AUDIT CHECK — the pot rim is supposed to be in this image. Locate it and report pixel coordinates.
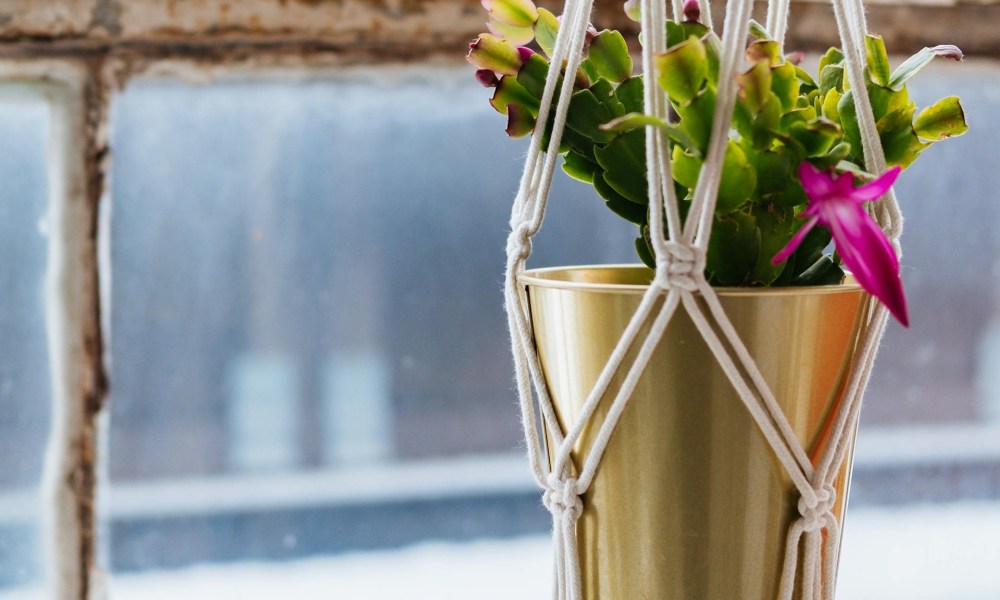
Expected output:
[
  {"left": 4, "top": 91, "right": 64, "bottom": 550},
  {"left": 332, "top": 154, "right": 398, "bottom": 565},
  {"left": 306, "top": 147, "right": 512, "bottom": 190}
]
[{"left": 518, "top": 264, "right": 863, "bottom": 296}]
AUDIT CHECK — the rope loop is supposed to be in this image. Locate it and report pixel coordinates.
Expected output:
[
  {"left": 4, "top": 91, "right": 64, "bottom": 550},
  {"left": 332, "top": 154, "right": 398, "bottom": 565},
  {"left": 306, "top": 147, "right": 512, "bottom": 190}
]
[
  {"left": 507, "top": 223, "right": 534, "bottom": 263},
  {"left": 797, "top": 483, "right": 838, "bottom": 533},
  {"left": 654, "top": 242, "right": 706, "bottom": 292},
  {"left": 543, "top": 474, "right": 584, "bottom": 520}
]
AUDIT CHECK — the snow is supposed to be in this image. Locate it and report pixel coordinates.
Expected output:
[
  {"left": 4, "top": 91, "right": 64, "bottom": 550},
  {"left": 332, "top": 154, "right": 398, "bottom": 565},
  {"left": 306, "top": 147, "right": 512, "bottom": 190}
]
[{"left": 3, "top": 501, "right": 1000, "bottom": 599}]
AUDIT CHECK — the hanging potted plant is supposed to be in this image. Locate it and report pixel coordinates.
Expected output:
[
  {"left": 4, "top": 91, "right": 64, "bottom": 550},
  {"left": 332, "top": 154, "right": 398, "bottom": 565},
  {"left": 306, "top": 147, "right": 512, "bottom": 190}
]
[{"left": 469, "top": 0, "right": 967, "bottom": 598}]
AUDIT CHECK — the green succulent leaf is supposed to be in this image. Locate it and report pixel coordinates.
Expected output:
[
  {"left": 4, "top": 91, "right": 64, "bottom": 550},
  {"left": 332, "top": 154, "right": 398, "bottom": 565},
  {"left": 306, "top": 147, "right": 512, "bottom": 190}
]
[
  {"left": 795, "top": 65, "right": 818, "bottom": 92},
  {"left": 716, "top": 141, "right": 757, "bottom": 213},
  {"left": 818, "top": 47, "right": 845, "bottom": 74},
  {"left": 467, "top": 34, "right": 522, "bottom": 76},
  {"left": 601, "top": 113, "right": 701, "bottom": 156},
  {"left": 566, "top": 89, "right": 617, "bottom": 143},
  {"left": 624, "top": 0, "right": 643, "bottom": 22},
  {"left": 672, "top": 145, "right": 703, "bottom": 189},
  {"left": 877, "top": 107, "right": 928, "bottom": 168},
  {"left": 749, "top": 93, "right": 782, "bottom": 149},
  {"left": 811, "top": 141, "right": 852, "bottom": 169},
  {"left": 865, "top": 34, "right": 891, "bottom": 86},
  {"left": 603, "top": 188, "right": 649, "bottom": 224},
  {"left": 914, "top": 96, "right": 969, "bottom": 141},
  {"left": 655, "top": 36, "right": 708, "bottom": 103},
  {"left": 838, "top": 90, "right": 864, "bottom": 164},
  {"left": 589, "top": 78, "right": 627, "bottom": 118},
  {"left": 682, "top": 21, "right": 712, "bottom": 39},
  {"left": 771, "top": 178, "right": 808, "bottom": 208},
  {"left": 771, "top": 62, "right": 801, "bottom": 112},
  {"left": 665, "top": 21, "right": 686, "bottom": 48},
  {"left": 819, "top": 64, "right": 845, "bottom": 96},
  {"left": 595, "top": 129, "right": 648, "bottom": 204},
  {"left": 748, "top": 19, "right": 773, "bottom": 41},
  {"left": 579, "top": 59, "right": 600, "bottom": 84},
  {"left": 707, "top": 211, "right": 759, "bottom": 286},
  {"left": 483, "top": 0, "right": 538, "bottom": 28},
  {"left": 793, "top": 255, "right": 844, "bottom": 286},
  {"left": 533, "top": 8, "right": 560, "bottom": 58},
  {"left": 606, "top": 202, "right": 647, "bottom": 227},
  {"left": 822, "top": 88, "right": 842, "bottom": 122},
  {"left": 487, "top": 18, "right": 536, "bottom": 45},
  {"left": 751, "top": 150, "right": 791, "bottom": 199},
  {"left": 506, "top": 104, "right": 536, "bottom": 137},
  {"left": 635, "top": 230, "right": 656, "bottom": 269},
  {"left": 888, "top": 45, "right": 964, "bottom": 91},
  {"left": 738, "top": 60, "right": 772, "bottom": 114},
  {"left": 746, "top": 40, "right": 782, "bottom": 67},
  {"left": 751, "top": 204, "right": 796, "bottom": 285},
  {"left": 793, "top": 225, "right": 832, "bottom": 270},
  {"left": 866, "top": 84, "right": 895, "bottom": 122},
  {"left": 588, "top": 30, "right": 633, "bottom": 83},
  {"left": 676, "top": 87, "right": 716, "bottom": 154},
  {"left": 562, "top": 150, "right": 599, "bottom": 183},
  {"left": 788, "top": 118, "right": 841, "bottom": 157},
  {"left": 490, "top": 76, "right": 539, "bottom": 116},
  {"left": 516, "top": 53, "right": 550, "bottom": 99},
  {"left": 615, "top": 76, "right": 645, "bottom": 113},
  {"left": 835, "top": 160, "right": 877, "bottom": 181}
]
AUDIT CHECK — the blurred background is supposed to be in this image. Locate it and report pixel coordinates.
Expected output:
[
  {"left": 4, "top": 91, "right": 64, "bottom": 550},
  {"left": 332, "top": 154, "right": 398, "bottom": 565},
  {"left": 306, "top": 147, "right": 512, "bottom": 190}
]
[{"left": 0, "top": 1, "right": 997, "bottom": 598}]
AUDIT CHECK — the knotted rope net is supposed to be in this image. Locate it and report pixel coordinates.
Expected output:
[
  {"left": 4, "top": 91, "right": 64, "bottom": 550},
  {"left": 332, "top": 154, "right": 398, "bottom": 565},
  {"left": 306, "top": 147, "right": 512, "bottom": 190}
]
[{"left": 502, "top": 0, "right": 901, "bottom": 598}]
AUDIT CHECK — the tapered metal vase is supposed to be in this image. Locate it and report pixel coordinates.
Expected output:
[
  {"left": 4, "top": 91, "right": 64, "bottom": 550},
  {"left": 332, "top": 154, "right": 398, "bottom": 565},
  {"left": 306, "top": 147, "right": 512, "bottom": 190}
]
[{"left": 521, "top": 265, "right": 874, "bottom": 600}]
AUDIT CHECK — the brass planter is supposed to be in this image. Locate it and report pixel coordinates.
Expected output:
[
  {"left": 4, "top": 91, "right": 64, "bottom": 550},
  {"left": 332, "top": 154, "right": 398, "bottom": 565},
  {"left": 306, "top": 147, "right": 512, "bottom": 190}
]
[{"left": 521, "top": 265, "right": 873, "bottom": 600}]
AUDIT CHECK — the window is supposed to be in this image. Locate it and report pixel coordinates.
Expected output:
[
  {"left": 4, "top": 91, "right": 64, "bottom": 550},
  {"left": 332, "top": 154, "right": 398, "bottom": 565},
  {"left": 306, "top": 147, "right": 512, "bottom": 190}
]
[
  {"left": 0, "top": 2, "right": 997, "bottom": 598},
  {"left": 0, "top": 90, "right": 51, "bottom": 593}
]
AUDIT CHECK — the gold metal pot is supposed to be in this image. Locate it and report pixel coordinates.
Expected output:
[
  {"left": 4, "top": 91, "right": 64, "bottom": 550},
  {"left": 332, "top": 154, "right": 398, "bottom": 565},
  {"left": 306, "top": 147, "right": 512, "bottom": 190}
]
[{"left": 521, "top": 265, "right": 873, "bottom": 600}]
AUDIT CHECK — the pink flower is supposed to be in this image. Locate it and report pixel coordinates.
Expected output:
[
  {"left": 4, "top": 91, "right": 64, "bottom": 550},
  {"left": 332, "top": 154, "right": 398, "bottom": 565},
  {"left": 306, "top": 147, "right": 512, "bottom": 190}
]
[{"left": 772, "top": 162, "right": 909, "bottom": 326}]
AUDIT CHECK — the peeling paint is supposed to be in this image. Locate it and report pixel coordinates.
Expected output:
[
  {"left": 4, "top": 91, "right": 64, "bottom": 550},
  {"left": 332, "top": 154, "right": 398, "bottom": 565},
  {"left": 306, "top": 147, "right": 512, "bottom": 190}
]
[
  {"left": 89, "top": 0, "right": 123, "bottom": 36},
  {"left": 0, "top": 0, "right": 996, "bottom": 56}
]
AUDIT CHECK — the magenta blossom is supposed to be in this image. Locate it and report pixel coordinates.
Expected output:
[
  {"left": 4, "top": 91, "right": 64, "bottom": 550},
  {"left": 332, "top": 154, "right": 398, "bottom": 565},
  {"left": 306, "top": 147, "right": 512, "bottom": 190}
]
[{"left": 772, "top": 162, "right": 909, "bottom": 327}]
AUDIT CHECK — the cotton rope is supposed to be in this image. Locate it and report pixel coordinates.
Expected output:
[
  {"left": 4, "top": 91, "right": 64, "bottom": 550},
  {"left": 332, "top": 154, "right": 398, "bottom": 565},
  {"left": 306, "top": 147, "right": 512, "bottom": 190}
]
[{"left": 502, "top": 0, "right": 901, "bottom": 597}]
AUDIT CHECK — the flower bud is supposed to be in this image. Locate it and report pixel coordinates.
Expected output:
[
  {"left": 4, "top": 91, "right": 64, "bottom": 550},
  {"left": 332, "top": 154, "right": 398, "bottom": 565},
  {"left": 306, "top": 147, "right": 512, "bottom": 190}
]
[
  {"left": 583, "top": 24, "right": 599, "bottom": 52},
  {"left": 931, "top": 44, "right": 964, "bottom": 61},
  {"left": 475, "top": 69, "right": 501, "bottom": 88},
  {"left": 683, "top": 0, "right": 701, "bottom": 23}
]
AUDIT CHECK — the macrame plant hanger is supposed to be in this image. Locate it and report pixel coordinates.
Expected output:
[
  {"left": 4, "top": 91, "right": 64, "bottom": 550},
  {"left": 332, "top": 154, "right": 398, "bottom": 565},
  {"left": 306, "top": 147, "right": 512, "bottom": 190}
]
[{"left": 503, "top": 0, "right": 901, "bottom": 597}]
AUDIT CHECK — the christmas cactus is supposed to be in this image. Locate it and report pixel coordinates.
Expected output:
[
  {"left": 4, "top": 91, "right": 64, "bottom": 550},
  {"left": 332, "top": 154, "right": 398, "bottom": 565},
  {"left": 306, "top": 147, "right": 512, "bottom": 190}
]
[{"left": 468, "top": 0, "right": 968, "bottom": 325}]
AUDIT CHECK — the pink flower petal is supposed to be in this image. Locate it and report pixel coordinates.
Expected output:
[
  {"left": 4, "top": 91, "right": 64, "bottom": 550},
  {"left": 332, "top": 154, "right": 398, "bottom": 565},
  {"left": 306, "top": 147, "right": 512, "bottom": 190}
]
[
  {"left": 771, "top": 216, "right": 819, "bottom": 265},
  {"left": 825, "top": 202, "right": 909, "bottom": 326},
  {"left": 850, "top": 165, "right": 902, "bottom": 202},
  {"left": 798, "top": 162, "right": 836, "bottom": 200}
]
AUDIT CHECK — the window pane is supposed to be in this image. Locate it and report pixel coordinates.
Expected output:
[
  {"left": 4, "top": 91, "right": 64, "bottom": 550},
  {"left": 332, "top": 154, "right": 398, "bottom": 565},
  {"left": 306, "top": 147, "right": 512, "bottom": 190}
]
[
  {"left": 105, "top": 68, "right": 633, "bottom": 575},
  {"left": 864, "top": 60, "right": 1000, "bottom": 426},
  {"left": 0, "top": 92, "right": 52, "bottom": 594}
]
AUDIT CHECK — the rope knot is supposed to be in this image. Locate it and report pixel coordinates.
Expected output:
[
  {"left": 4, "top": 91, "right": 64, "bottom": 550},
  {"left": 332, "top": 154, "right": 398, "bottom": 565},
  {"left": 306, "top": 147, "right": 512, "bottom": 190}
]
[
  {"left": 543, "top": 474, "right": 583, "bottom": 520},
  {"left": 797, "top": 483, "right": 837, "bottom": 533},
  {"left": 506, "top": 223, "right": 533, "bottom": 262},
  {"left": 653, "top": 242, "right": 705, "bottom": 292}
]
